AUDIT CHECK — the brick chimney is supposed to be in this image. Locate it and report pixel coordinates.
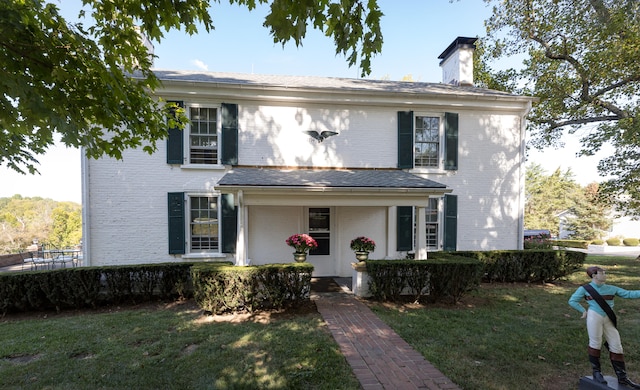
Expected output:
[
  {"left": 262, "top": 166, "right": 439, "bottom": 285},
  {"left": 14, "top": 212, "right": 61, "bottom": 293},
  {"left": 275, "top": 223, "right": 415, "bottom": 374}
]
[{"left": 438, "top": 37, "right": 478, "bottom": 87}]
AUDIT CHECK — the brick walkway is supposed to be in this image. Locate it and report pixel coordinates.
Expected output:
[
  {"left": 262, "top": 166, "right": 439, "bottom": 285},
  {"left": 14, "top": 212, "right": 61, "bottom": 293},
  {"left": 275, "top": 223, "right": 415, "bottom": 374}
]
[{"left": 313, "top": 291, "right": 461, "bottom": 390}]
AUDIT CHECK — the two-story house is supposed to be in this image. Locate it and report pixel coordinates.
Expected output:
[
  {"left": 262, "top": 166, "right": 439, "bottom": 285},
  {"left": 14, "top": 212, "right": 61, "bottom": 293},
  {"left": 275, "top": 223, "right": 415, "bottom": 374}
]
[{"left": 81, "top": 37, "right": 534, "bottom": 277}]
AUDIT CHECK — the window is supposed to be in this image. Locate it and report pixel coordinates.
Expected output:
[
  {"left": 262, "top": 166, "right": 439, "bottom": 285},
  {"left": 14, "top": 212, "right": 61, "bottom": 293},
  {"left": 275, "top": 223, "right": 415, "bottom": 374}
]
[
  {"left": 414, "top": 115, "right": 440, "bottom": 168},
  {"left": 425, "top": 198, "right": 439, "bottom": 249},
  {"left": 168, "top": 192, "right": 236, "bottom": 255},
  {"left": 308, "top": 207, "right": 330, "bottom": 255},
  {"left": 189, "top": 107, "right": 218, "bottom": 164},
  {"left": 167, "top": 103, "right": 238, "bottom": 166},
  {"left": 410, "top": 199, "right": 440, "bottom": 250},
  {"left": 397, "top": 111, "right": 458, "bottom": 170},
  {"left": 189, "top": 196, "right": 219, "bottom": 251}
]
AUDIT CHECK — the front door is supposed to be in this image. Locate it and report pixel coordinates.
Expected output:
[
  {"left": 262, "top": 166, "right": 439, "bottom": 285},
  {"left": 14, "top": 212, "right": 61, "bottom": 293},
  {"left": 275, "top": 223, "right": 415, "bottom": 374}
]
[{"left": 306, "top": 207, "right": 335, "bottom": 276}]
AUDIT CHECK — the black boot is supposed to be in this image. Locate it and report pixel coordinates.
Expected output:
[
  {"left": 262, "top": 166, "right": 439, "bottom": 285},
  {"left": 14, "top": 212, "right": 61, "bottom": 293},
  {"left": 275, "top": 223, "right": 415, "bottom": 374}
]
[
  {"left": 611, "top": 352, "right": 640, "bottom": 389},
  {"left": 589, "top": 347, "right": 607, "bottom": 384}
]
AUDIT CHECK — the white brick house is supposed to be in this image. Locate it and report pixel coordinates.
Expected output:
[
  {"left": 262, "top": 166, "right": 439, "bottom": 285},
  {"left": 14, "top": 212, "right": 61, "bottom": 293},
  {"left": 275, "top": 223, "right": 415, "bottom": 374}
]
[{"left": 81, "top": 37, "right": 534, "bottom": 277}]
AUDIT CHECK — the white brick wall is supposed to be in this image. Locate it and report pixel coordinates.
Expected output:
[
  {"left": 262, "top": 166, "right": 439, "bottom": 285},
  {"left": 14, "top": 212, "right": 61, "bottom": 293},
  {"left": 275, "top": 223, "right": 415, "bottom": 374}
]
[{"left": 84, "top": 92, "right": 527, "bottom": 275}]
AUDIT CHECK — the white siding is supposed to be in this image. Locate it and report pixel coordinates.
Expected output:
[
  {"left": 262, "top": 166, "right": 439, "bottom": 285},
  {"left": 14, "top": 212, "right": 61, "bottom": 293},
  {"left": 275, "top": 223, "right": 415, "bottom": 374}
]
[
  {"left": 238, "top": 103, "right": 396, "bottom": 168},
  {"left": 83, "top": 83, "right": 529, "bottom": 273}
]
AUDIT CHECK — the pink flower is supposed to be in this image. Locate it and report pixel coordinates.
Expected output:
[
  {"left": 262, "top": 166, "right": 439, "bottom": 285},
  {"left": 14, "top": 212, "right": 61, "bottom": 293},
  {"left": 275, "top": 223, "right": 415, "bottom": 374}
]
[
  {"left": 350, "top": 236, "right": 376, "bottom": 252},
  {"left": 286, "top": 233, "right": 318, "bottom": 253}
]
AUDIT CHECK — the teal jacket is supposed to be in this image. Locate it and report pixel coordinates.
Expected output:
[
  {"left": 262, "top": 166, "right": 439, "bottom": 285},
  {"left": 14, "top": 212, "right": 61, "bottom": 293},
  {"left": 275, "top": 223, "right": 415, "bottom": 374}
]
[{"left": 568, "top": 281, "right": 640, "bottom": 317}]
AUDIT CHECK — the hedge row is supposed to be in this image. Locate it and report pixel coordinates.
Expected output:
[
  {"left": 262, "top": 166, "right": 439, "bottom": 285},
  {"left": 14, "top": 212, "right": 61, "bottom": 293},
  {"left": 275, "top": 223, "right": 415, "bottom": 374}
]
[
  {"left": 192, "top": 263, "right": 313, "bottom": 314},
  {"left": 0, "top": 263, "right": 196, "bottom": 314},
  {"left": 363, "top": 250, "right": 586, "bottom": 304},
  {"left": 366, "top": 255, "right": 483, "bottom": 304},
  {"left": 442, "top": 250, "right": 586, "bottom": 283},
  {"left": 0, "top": 262, "right": 313, "bottom": 316}
]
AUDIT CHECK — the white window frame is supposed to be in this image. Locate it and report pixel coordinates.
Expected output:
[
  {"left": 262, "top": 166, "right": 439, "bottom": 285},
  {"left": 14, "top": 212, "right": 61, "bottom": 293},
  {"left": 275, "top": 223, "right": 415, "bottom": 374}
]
[
  {"left": 413, "top": 112, "right": 445, "bottom": 171},
  {"left": 425, "top": 198, "right": 441, "bottom": 250},
  {"left": 412, "top": 198, "right": 443, "bottom": 251},
  {"left": 182, "top": 103, "right": 225, "bottom": 170},
  {"left": 184, "top": 193, "right": 225, "bottom": 257}
]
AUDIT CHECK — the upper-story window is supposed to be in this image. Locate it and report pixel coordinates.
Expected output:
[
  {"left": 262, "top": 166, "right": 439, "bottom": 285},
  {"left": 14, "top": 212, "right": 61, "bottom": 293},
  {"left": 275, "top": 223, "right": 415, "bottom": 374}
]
[
  {"left": 414, "top": 115, "right": 441, "bottom": 168},
  {"left": 166, "top": 102, "right": 238, "bottom": 167},
  {"left": 397, "top": 111, "right": 458, "bottom": 171},
  {"left": 189, "top": 107, "right": 218, "bottom": 165}
]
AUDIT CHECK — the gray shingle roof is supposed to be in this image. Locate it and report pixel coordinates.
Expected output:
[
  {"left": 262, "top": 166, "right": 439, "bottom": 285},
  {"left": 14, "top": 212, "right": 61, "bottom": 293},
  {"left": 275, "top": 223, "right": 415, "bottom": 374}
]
[
  {"left": 217, "top": 168, "right": 447, "bottom": 189},
  {"left": 152, "top": 69, "right": 524, "bottom": 99}
]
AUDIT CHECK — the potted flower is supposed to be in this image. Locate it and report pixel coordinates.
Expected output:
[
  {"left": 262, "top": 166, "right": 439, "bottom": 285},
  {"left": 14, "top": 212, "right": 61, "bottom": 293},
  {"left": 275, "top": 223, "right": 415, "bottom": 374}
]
[
  {"left": 286, "top": 233, "right": 318, "bottom": 262},
  {"left": 350, "top": 236, "right": 375, "bottom": 261}
]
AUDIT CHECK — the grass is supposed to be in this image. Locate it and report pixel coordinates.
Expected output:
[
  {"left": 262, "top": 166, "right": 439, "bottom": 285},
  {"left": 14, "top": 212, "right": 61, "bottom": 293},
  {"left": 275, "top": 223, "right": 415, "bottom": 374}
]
[
  {"left": 0, "top": 301, "right": 360, "bottom": 389},
  {"left": 3, "top": 254, "right": 640, "bottom": 390},
  {"left": 369, "top": 255, "right": 640, "bottom": 389}
]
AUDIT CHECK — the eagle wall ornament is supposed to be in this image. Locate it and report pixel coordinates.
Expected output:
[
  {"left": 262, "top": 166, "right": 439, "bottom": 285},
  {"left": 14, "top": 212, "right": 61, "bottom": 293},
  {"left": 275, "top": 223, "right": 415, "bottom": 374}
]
[{"left": 304, "top": 130, "right": 338, "bottom": 143}]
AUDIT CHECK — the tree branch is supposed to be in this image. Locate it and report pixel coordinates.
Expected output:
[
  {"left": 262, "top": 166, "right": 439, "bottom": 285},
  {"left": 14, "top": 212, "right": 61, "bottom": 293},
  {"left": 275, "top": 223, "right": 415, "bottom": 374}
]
[{"left": 546, "top": 115, "right": 622, "bottom": 129}]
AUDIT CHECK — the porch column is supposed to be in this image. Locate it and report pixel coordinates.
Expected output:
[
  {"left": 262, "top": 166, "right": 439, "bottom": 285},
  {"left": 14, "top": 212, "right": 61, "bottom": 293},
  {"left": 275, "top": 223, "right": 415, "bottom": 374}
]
[
  {"left": 387, "top": 206, "right": 397, "bottom": 258},
  {"left": 416, "top": 206, "right": 428, "bottom": 259},
  {"left": 235, "top": 190, "right": 248, "bottom": 266}
]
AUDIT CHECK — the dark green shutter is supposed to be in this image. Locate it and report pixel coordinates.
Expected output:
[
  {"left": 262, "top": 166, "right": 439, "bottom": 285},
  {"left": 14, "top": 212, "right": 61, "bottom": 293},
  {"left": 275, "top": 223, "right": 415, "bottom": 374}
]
[
  {"left": 221, "top": 103, "right": 238, "bottom": 165},
  {"left": 444, "top": 112, "right": 458, "bottom": 170},
  {"left": 166, "top": 101, "right": 184, "bottom": 164},
  {"left": 397, "top": 111, "right": 413, "bottom": 169},
  {"left": 220, "top": 193, "right": 237, "bottom": 253},
  {"left": 397, "top": 206, "right": 413, "bottom": 251},
  {"left": 443, "top": 194, "right": 458, "bottom": 251},
  {"left": 168, "top": 192, "right": 185, "bottom": 254}
]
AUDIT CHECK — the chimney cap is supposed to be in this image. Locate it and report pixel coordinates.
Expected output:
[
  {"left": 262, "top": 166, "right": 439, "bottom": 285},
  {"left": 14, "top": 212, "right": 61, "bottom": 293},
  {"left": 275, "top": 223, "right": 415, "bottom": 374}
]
[{"left": 438, "top": 37, "right": 478, "bottom": 63}]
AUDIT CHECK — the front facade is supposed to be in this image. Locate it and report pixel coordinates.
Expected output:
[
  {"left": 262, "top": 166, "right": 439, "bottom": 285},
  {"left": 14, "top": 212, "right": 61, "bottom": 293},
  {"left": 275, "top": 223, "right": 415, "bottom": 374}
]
[{"left": 81, "top": 38, "right": 534, "bottom": 277}]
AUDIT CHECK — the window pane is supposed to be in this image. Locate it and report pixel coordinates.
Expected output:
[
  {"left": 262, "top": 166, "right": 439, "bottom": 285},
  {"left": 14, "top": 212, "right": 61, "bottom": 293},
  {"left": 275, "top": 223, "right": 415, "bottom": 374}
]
[
  {"left": 426, "top": 198, "right": 439, "bottom": 249},
  {"left": 190, "top": 196, "right": 219, "bottom": 251},
  {"left": 413, "top": 199, "right": 440, "bottom": 250},
  {"left": 189, "top": 107, "right": 218, "bottom": 164},
  {"left": 309, "top": 208, "right": 330, "bottom": 255},
  {"left": 309, "top": 208, "right": 330, "bottom": 231},
  {"left": 309, "top": 232, "right": 330, "bottom": 255},
  {"left": 415, "top": 116, "right": 440, "bottom": 168}
]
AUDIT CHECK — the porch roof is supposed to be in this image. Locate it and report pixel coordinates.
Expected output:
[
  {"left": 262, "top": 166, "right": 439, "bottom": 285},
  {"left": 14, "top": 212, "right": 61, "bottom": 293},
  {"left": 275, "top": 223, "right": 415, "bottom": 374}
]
[
  {"left": 217, "top": 168, "right": 451, "bottom": 207},
  {"left": 218, "top": 168, "right": 447, "bottom": 189}
]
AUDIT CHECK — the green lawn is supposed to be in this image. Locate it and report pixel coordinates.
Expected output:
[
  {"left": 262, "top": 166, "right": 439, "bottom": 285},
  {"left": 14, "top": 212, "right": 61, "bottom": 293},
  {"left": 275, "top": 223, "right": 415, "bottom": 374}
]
[
  {"left": 0, "top": 301, "right": 360, "bottom": 389},
  {"left": 369, "top": 255, "right": 640, "bottom": 389},
  {"left": 3, "top": 254, "right": 640, "bottom": 390}
]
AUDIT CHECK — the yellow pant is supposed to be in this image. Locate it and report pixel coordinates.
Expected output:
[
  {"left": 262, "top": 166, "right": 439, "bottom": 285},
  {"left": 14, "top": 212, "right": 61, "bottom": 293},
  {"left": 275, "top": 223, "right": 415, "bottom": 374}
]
[{"left": 587, "top": 309, "right": 623, "bottom": 354}]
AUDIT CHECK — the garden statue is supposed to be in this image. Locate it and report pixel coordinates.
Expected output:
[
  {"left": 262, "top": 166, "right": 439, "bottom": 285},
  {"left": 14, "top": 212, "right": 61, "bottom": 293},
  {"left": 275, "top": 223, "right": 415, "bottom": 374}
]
[{"left": 568, "top": 266, "right": 640, "bottom": 388}]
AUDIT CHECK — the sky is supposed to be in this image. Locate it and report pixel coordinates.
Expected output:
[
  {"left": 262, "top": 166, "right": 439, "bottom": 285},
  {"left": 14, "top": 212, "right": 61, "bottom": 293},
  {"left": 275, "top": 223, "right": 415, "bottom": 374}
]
[{"left": 0, "top": 0, "right": 607, "bottom": 204}]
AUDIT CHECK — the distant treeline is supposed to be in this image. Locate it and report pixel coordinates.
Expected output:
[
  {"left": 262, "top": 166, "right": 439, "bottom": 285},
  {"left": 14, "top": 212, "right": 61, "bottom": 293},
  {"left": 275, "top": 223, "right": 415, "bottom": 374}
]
[{"left": 0, "top": 195, "right": 81, "bottom": 254}]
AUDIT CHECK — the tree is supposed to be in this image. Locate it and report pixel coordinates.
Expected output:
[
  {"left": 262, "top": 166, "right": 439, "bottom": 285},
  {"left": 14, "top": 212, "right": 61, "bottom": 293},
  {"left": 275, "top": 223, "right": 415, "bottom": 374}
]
[
  {"left": 0, "top": 195, "right": 68, "bottom": 253},
  {"left": 524, "top": 164, "right": 581, "bottom": 236},
  {"left": 50, "top": 203, "right": 83, "bottom": 248},
  {"left": 0, "top": 0, "right": 382, "bottom": 174},
  {"left": 564, "top": 183, "right": 612, "bottom": 240},
  {"left": 480, "top": 0, "right": 640, "bottom": 215}
]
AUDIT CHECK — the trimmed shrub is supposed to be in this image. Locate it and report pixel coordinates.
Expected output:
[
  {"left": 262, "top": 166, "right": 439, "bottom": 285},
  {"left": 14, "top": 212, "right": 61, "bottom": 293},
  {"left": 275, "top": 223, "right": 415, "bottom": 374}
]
[
  {"left": 591, "top": 239, "right": 605, "bottom": 245},
  {"left": 439, "top": 250, "right": 585, "bottom": 284},
  {"left": 365, "top": 256, "right": 483, "bottom": 304},
  {"left": 554, "top": 240, "right": 589, "bottom": 249},
  {"left": 191, "top": 262, "right": 313, "bottom": 314},
  {"left": 0, "top": 262, "right": 197, "bottom": 315},
  {"left": 607, "top": 237, "right": 622, "bottom": 246}
]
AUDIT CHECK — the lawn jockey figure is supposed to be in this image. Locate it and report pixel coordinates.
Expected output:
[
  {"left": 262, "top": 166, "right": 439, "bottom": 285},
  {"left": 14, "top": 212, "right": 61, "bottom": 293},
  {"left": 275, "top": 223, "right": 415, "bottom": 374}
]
[{"left": 569, "top": 266, "right": 640, "bottom": 388}]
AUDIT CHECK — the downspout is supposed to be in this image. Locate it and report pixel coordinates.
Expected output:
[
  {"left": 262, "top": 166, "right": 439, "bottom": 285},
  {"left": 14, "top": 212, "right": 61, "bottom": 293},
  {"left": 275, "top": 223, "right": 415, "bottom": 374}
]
[
  {"left": 80, "top": 150, "right": 90, "bottom": 266},
  {"left": 518, "top": 100, "right": 533, "bottom": 250}
]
